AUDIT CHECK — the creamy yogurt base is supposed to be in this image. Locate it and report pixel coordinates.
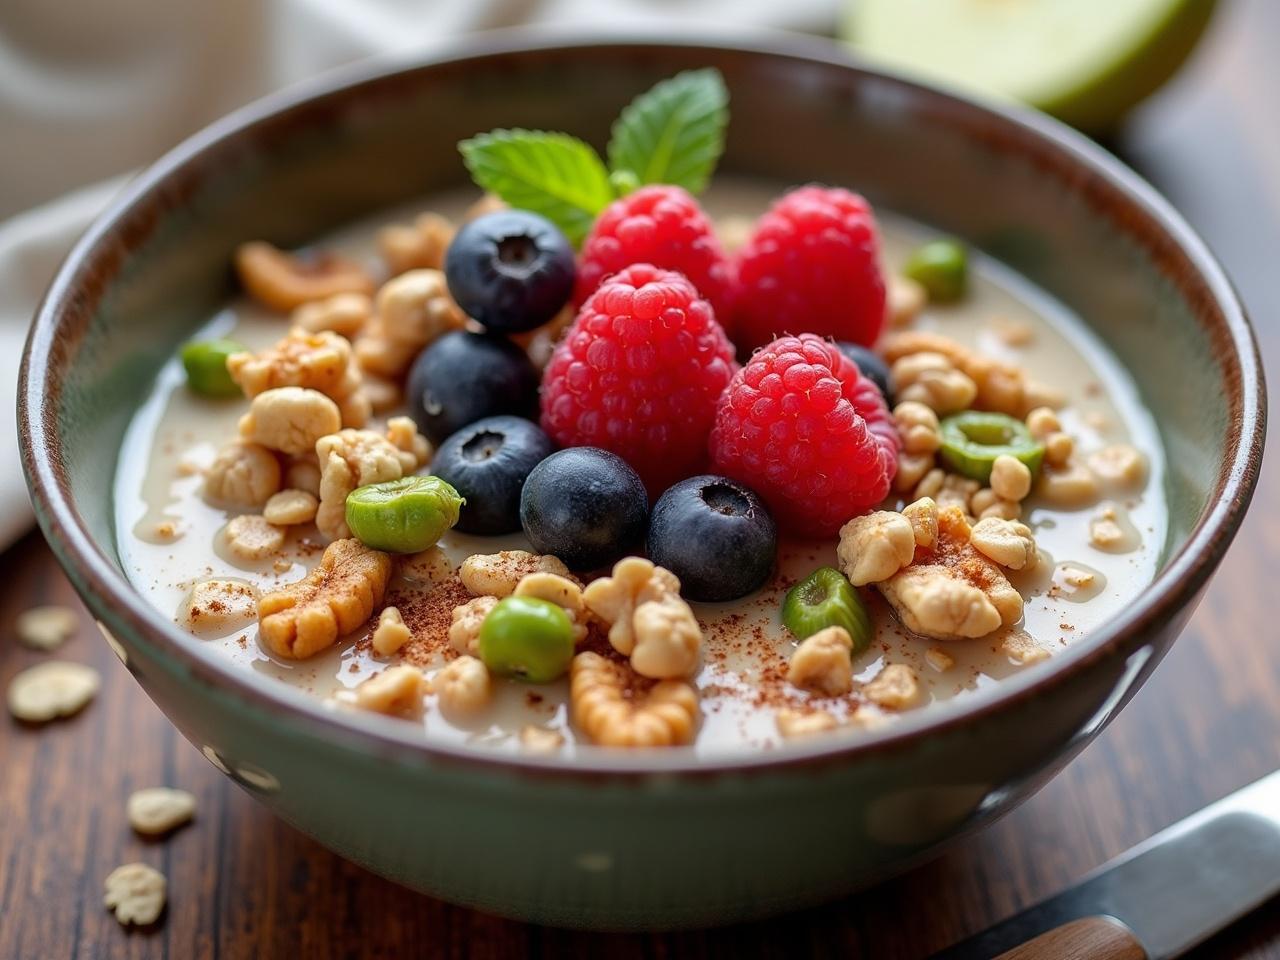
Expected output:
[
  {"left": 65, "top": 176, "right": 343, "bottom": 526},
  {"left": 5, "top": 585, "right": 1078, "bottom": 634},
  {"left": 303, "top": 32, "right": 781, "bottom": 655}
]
[{"left": 113, "top": 177, "right": 1167, "bottom": 758}]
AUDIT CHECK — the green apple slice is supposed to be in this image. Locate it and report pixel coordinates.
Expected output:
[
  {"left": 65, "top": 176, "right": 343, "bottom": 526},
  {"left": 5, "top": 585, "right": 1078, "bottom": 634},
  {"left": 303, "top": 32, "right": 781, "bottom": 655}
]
[{"left": 842, "top": 0, "right": 1218, "bottom": 132}]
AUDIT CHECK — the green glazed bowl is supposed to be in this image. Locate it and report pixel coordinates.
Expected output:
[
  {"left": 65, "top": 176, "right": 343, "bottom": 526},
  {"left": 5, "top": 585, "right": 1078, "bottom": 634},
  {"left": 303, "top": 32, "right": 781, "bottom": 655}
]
[{"left": 19, "top": 33, "right": 1265, "bottom": 930}]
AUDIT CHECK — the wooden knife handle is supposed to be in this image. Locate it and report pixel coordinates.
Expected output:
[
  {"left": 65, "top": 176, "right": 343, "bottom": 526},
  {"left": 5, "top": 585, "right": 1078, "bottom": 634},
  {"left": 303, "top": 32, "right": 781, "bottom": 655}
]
[{"left": 993, "top": 916, "right": 1147, "bottom": 960}]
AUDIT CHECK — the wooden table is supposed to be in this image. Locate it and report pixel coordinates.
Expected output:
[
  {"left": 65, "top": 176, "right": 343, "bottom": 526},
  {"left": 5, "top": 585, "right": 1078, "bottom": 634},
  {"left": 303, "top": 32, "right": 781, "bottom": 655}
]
[{"left": 3, "top": 2, "right": 1277, "bottom": 956}]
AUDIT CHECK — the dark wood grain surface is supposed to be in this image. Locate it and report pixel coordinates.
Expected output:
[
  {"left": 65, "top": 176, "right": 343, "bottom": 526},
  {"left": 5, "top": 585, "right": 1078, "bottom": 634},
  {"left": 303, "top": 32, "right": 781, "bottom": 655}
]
[{"left": 3, "top": 2, "right": 1277, "bottom": 957}]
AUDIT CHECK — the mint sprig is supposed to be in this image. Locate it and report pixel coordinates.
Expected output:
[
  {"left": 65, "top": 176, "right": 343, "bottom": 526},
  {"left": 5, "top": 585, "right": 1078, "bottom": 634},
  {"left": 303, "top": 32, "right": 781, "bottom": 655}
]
[
  {"left": 460, "top": 130, "right": 613, "bottom": 246},
  {"left": 607, "top": 68, "right": 729, "bottom": 195},
  {"left": 457, "top": 69, "right": 730, "bottom": 246}
]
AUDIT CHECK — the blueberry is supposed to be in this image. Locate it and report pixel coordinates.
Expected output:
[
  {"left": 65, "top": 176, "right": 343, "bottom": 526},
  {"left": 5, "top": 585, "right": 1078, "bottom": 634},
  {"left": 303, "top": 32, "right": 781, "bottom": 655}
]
[
  {"left": 520, "top": 448, "right": 648, "bottom": 571},
  {"left": 444, "top": 210, "right": 575, "bottom": 333},
  {"left": 406, "top": 331, "right": 539, "bottom": 446},
  {"left": 836, "top": 341, "right": 893, "bottom": 402},
  {"left": 430, "top": 416, "right": 555, "bottom": 535},
  {"left": 647, "top": 475, "right": 776, "bottom": 602}
]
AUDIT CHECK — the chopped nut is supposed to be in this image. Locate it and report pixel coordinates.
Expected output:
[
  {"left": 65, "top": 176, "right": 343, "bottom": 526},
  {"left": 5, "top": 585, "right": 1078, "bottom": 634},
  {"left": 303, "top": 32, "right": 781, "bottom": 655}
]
[
  {"left": 1038, "top": 461, "right": 1100, "bottom": 508},
  {"left": 263, "top": 488, "right": 318, "bottom": 526},
  {"left": 127, "top": 788, "right": 196, "bottom": 835},
  {"left": 283, "top": 456, "right": 322, "bottom": 497},
  {"left": 1025, "top": 406, "right": 1061, "bottom": 439},
  {"left": 583, "top": 557, "right": 702, "bottom": 679},
  {"left": 893, "top": 401, "right": 941, "bottom": 454},
  {"left": 228, "top": 328, "right": 370, "bottom": 428},
  {"left": 182, "top": 578, "right": 259, "bottom": 634},
  {"left": 1002, "top": 630, "right": 1051, "bottom": 665},
  {"left": 234, "top": 241, "right": 374, "bottom": 313},
  {"left": 460, "top": 550, "right": 572, "bottom": 598},
  {"left": 1088, "top": 444, "right": 1148, "bottom": 491},
  {"left": 372, "top": 606, "right": 412, "bottom": 656},
  {"left": 895, "top": 451, "right": 936, "bottom": 492},
  {"left": 570, "top": 652, "right": 699, "bottom": 747},
  {"left": 7, "top": 661, "right": 100, "bottom": 722},
  {"left": 401, "top": 546, "right": 454, "bottom": 585},
  {"left": 291, "top": 291, "right": 373, "bottom": 338},
  {"left": 314, "top": 422, "right": 429, "bottom": 540},
  {"left": 891, "top": 352, "right": 977, "bottom": 414},
  {"left": 239, "top": 387, "right": 341, "bottom": 456},
  {"left": 361, "top": 374, "right": 401, "bottom": 413},
  {"left": 514, "top": 572, "right": 589, "bottom": 643},
  {"left": 887, "top": 274, "right": 927, "bottom": 327},
  {"left": 837, "top": 510, "right": 916, "bottom": 586},
  {"left": 449, "top": 595, "right": 498, "bottom": 656},
  {"left": 978, "top": 498, "right": 1022, "bottom": 521},
  {"left": 776, "top": 708, "right": 838, "bottom": 739},
  {"left": 1022, "top": 380, "right": 1065, "bottom": 411},
  {"left": 989, "top": 317, "right": 1033, "bottom": 347},
  {"left": 434, "top": 655, "right": 491, "bottom": 717},
  {"left": 864, "top": 664, "right": 920, "bottom": 710},
  {"left": 787, "top": 626, "right": 854, "bottom": 695},
  {"left": 969, "top": 517, "right": 1037, "bottom": 569},
  {"left": 355, "top": 269, "right": 464, "bottom": 379},
  {"left": 925, "top": 647, "right": 955, "bottom": 672},
  {"left": 355, "top": 665, "right": 426, "bottom": 717},
  {"left": 937, "top": 474, "right": 980, "bottom": 512},
  {"left": 378, "top": 212, "right": 455, "bottom": 275},
  {"left": 385, "top": 416, "right": 432, "bottom": 466},
  {"left": 882, "top": 330, "right": 1032, "bottom": 416},
  {"left": 16, "top": 605, "right": 78, "bottom": 650},
  {"left": 223, "top": 515, "right": 286, "bottom": 561},
  {"left": 1044, "top": 431, "right": 1074, "bottom": 468},
  {"left": 902, "top": 497, "right": 939, "bottom": 548},
  {"left": 913, "top": 467, "right": 945, "bottom": 500},
  {"left": 519, "top": 725, "right": 566, "bottom": 753},
  {"left": 877, "top": 506, "right": 1022, "bottom": 640},
  {"left": 970, "top": 487, "right": 1000, "bottom": 516},
  {"left": 103, "top": 863, "right": 166, "bottom": 926},
  {"left": 204, "top": 441, "right": 281, "bottom": 507},
  {"left": 1089, "top": 503, "right": 1141, "bottom": 553},
  {"left": 1052, "top": 563, "right": 1107, "bottom": 602},
  {"left": 258, "top": 538, "right": 392, "bottom": 659},
  {"left": 990, "top": 454, "right": 1032, "bottom": 501}
]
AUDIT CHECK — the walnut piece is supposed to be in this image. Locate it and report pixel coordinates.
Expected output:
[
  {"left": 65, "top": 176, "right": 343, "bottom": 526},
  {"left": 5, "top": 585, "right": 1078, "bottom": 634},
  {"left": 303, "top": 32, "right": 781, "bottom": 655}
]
[
  {"left": 239, "top": 387, "right": 341, "bottom": 456},
  {"left": 7, "top": 661, "right": 100, "bottom": 722},
  {"left": 787, "top": 626, "right": 854, "bottom": 696},
  {"left": 258, "top": 538, "right": 392, "bottom": 659},
  {"left": 459, "top": 550, "right": 572, "bottom": 598},
  {"left": 449, "top": 595, "right": 498, "bottom": 656},
  {"left": 1038, "top": 461, "right": 1100, "bottom": 507},
  {"left": 891, "top": 352, "right": 977, "bottom": 414},
  {"left": 883, "top": 330, "right": 1036, "bottom": 417},
  {"left": 513, "top": 572, "right": 589, "bottom": 643},
  {"left": 222, "top": 515, "right": 285, "bottom": 561},
  {"left": 378, "top": 212, "right": 455, "bottom": 275},
  {"left": 284, "top": 455, "right": 322, "bottom": 496},
  {"left": 234, "top": 241, "right": 374, "bottom": 313},
  {"left": 371, "top": 606, "right": 412, "bottom": 656},
  {"left": 893, "top": 401, "right": 941, "bottom": 454},
  {"left": 776, "top": 708, "right": 838, "bottom": 739},
  {"left": 16, "top": 605, "right": 78, "bottom": 650},
  {"left": 103, "top": 863, "right": 166, "bottom": 926},
  {"left": 902, "top": 497, "right": 939, "bottom": 548},
  {"left": 895, "top": 450, "right": 936, "bottom": 493},
  {"left": 355, "top": 269, "right": 464, "bottom": 379},
  {"left": 204, "top": 441, "right": 281, "bottom": 507},
  {"left": 864, "top": 664, "right": 920, "bottom": 710},
  {"left": 433, "top": 655, "right": 491, "bottom": 717},
  {"left": 314, "top": 420, "right": 430, "bottom": 541},
  {"left": 263, "top": 488, "right": 319, "bottom": 526},
  {"left": 877, "top": 506, "right": 1022, "bottom": 641},
  {"left": 355, "top": 665, "right": 426, "bottom": 717},
  {"left": 1088, "top": 444, "right": 1148, "bottom": 491},
  {"left": 570, "top": 652, "right": 699, "bottom": 747},
  {"left": 127, "top": 788, "right": 196, "bottom": 836},
  {"left": 837, "top": 510, "right": 917, "bottom": 586},
  {"left": 228, "top": 328, "right": 370, "bottom": 428},
  {"left": 291, "top": 291, "right": 372, "bottom": 338},
  {"left": 969, "top": 517, "right": 1037, "bottom": 570},
  {"left": 989, "top": 454, "right": 1032, "bottom": 501},
  {"left": 582, "top": 557, "right": 702, "bottom": 679},
  {"left": 182, "top": 578, "right": 259, "bottom": 634},
  {"left": 887, "top": 274, "right": 927, "bottom": 327},
  {"left": 401, "top": 545, "right": 454, "bottom": 585}
]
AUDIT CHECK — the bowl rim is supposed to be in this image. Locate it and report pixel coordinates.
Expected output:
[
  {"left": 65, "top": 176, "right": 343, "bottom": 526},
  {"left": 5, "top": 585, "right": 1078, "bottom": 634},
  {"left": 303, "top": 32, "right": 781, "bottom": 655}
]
[{"left": 20, "top": 29, "right": 1266, "bottom": 779}]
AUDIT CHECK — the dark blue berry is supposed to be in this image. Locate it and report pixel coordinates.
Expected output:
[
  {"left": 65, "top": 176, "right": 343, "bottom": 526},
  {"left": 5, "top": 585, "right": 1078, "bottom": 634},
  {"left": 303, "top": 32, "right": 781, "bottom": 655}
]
[
  {"left": 406, "top": 331, "right": 539, "bottom": 446},
  {"left": 647, "top": 475, "right": 776, "bottom": 602},
  {"left": 520, "top": 448, "right": 648, "bottom": 571},
  {"left": 836, "top": 341, "right": 893, "bottom": 403},
  {"left": 430, "top": 416, "right": 554, "bottom": 535},
  {"left": 444, "top": 210, "right": 575, "bottom": 333}
]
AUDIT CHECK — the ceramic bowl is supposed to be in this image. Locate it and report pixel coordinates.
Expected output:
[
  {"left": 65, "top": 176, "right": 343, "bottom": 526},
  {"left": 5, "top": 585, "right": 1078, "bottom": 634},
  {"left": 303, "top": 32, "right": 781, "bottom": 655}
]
[{"left": 19, "top": 34, "right": 1265, "bottom": 929}]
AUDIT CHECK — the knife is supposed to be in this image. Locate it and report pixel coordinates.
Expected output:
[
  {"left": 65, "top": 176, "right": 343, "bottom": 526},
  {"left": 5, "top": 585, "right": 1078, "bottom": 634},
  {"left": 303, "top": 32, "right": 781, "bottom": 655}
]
[{"left": 932, "top": 769, "right": 1280, "bottom": 959}]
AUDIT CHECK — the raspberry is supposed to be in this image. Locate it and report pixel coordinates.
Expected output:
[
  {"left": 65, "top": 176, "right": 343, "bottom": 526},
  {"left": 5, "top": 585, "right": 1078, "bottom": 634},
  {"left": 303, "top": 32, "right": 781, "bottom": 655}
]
[
  {"left": 542, "top": 264, "right": 737, "bottom": 492},
  {"left": 731, "top": 186, "right": 886, "bottom": 350},
  {"left": 709, "top": 334, "right": 898, "bottom": 537},
  {"left": 575, "top": 186, "right": 736, "bottom": 323}
]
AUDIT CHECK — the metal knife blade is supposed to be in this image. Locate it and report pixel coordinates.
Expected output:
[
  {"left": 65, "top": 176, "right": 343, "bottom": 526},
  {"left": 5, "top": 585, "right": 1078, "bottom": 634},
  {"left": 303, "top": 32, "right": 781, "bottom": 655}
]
[{"left": 933, "top": 769, "right": 1280, "bottom": 959}]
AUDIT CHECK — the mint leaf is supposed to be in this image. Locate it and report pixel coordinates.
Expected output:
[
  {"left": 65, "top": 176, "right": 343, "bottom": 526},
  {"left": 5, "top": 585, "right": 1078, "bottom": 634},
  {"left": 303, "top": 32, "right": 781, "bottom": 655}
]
[
  {"left": 459, "top": 129, "right": 614, "bottom": 245},
  {"left": 607, "top": 68, "right": 729, "bottom": 195}
]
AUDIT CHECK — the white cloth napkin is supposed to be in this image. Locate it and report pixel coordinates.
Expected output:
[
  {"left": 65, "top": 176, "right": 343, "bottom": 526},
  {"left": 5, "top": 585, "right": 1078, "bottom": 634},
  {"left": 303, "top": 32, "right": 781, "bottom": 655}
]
[{"left": 1, "top": 0, "right": 839, "bottom": 551}]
